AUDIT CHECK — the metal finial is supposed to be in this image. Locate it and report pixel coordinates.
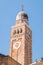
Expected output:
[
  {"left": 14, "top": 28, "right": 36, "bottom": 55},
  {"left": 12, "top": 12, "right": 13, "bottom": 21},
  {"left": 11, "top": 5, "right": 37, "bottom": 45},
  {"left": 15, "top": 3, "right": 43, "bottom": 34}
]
[{"left": 22, "top": 5, "right": 24, "bottom": 11}]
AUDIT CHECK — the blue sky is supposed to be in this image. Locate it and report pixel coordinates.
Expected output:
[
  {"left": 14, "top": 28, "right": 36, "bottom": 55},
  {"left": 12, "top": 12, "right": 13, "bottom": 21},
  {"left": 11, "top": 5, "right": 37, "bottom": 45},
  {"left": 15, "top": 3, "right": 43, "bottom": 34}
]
[{"left": 0, "top": 0, "right": 43, "bottom": 62}]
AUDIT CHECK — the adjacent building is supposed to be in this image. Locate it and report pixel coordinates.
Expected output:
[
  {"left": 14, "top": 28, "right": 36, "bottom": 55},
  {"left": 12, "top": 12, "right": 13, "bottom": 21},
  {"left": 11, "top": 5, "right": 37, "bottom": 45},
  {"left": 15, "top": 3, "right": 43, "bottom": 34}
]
[
  {"left": 30, "top": 58, "right": 43, "bottom": 65},
  {"left": 0, "top": 54, "right": 21, "bottom": 65}
]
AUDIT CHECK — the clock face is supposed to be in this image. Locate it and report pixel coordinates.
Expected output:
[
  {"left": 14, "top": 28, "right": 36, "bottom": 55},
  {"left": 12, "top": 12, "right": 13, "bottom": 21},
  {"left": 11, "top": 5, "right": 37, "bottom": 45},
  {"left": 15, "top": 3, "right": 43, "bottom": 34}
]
[{"left": 13, "top": 41, "right": 21, "bottom": 49}]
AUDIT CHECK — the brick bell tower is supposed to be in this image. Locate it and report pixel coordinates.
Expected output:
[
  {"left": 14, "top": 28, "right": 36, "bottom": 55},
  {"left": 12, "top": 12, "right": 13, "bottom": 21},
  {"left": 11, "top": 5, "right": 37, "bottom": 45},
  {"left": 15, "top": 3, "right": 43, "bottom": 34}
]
[{"left": 9, "top": 10, "right": 32, "bottom": 65}]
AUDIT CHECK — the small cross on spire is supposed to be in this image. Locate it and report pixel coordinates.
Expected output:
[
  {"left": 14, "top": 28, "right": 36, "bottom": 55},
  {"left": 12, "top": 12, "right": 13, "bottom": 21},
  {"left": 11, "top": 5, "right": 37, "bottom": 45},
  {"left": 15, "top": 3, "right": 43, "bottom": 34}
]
[{"left": 22, "top": 5, "right": 24, "bottom": 11}]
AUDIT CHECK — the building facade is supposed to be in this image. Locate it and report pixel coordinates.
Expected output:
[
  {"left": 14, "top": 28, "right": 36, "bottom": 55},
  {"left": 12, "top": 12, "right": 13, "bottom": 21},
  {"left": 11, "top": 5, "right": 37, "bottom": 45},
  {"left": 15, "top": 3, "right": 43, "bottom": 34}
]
[{"left": 9, "top": 10, "right": 32, "bottom": 65}]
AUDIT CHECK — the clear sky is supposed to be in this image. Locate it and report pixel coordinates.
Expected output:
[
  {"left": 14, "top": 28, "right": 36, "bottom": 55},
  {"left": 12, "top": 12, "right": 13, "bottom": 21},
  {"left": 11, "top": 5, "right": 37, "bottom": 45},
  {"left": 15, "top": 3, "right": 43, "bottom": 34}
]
[{"left": 0, "top": 0, "right": 43, "bottom": 62}]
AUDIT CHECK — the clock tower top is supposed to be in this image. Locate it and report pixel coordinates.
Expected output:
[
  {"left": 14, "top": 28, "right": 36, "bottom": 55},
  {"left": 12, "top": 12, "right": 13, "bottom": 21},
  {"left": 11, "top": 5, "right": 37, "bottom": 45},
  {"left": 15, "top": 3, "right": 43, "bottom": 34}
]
[{"left": 16, "top": 10, "right": 29, "bottom": 25}]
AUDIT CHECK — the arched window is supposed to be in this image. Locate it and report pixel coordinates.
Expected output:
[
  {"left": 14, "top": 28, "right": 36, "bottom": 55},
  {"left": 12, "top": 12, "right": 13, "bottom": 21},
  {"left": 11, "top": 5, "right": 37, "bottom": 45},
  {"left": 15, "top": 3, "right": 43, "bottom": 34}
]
[
  {"left": 16, "top": 29, "right": 19, "bottom": 34},
  {"left": 19, "top": 28, "right": 22, "bottom": 33}
]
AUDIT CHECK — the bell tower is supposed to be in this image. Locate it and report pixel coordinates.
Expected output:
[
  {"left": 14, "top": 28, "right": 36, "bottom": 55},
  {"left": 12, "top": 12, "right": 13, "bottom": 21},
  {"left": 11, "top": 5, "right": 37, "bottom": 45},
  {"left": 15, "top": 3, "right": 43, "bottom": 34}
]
[{"left": 9, "top": 10, "right": 32, "bottom": 65}]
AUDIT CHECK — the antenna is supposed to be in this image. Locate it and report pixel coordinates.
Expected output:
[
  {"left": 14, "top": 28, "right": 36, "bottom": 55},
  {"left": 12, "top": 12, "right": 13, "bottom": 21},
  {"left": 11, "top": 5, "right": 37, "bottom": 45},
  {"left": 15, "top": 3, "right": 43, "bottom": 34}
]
[{"left": 36, "top": 59, "right": 37, "bottom": 62}]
